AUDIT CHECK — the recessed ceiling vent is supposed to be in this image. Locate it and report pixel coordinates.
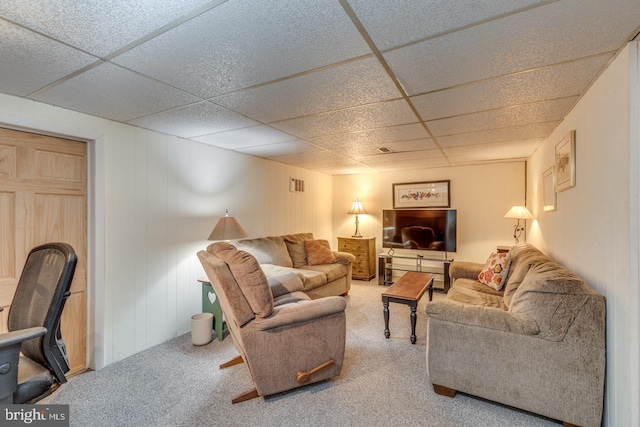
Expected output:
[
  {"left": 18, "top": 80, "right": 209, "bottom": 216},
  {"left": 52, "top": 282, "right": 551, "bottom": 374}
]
[
  {"left": 290, "top": 177, "right": 305, "bottom": 193},
  {"left": 377, "top": 147, "right": 393, "bottom": 153}
]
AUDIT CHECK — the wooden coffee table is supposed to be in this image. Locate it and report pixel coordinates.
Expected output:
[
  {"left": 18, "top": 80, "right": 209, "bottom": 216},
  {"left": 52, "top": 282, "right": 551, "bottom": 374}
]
[{"left": 382, "top": 272, "right": 434, "bottom": 344}]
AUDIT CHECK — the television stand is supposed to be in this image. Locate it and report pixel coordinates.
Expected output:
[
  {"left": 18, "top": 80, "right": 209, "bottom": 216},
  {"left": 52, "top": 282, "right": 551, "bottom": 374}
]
[{"left": 378, "top": 252, "right": 453, "bottom": 293}]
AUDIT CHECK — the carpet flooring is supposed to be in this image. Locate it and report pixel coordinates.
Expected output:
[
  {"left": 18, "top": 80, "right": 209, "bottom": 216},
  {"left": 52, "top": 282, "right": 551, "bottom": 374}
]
[{"left": 44, "top": 281, "right": 560, "bottom": 427}]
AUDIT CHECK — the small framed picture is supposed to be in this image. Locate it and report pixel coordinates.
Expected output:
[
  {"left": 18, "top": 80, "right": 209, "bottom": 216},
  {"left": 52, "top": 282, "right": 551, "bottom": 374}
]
[
  {"left": 542, "top": 167, "right": 556, "bottom": 212},
  {"left": 555, "top": 131, "right": 576, "bottom": 192},
  {"left": 392, "top": 180, "right": 450, "bottom": 209}
]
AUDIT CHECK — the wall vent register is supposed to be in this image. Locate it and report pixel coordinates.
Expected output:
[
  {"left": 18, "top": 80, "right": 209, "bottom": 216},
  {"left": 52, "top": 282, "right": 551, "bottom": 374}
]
[{"left": 290, "top": 177, "right": 305, "bottom": 193}]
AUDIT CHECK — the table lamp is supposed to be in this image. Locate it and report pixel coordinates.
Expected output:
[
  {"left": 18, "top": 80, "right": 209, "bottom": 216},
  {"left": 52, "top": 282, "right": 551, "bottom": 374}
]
[{"left": 347, "top": 199, "right": 366, "bottom": 238}]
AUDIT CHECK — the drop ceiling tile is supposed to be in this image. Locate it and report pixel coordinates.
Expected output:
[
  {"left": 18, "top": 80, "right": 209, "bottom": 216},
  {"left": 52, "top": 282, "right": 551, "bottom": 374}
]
[
  {"left": 127, "top": 102, "right": 259, "bottom": 138},
  {"left": 369, "top": 157, "right": 451, "bottom": 171},
  {"left": 412, "top": 54, "right": 611, "bottom": 120},
  {"left": 193, "top": 125, "right": 296, "bottom": 150},
  {"left": 238, "top": 141, "right": 318, "bottom": 157},
  {"left": 0, "top": 0, "right": 223, "bottom": 57},
  {"left": 212, "top": 57, "right": 400, "bottom": 122},
  {"left": 445, "top": 139, "right": 542, "bottom": 159},
  {"left": 347, "top": 0, "right": 546, "bottom": 51},
  {"left": 0, "top": 20, "right": 97, "bottom": 96},
  {"left": 271, "top": 99, "right": 416, "bottom": 139},
  {"left": 112, "top": 0, "right": 371, "bottom": 98},
  {"left": 31, "top": 62, "right": 200, "bottom": 121},
  {"left": 306, "top": 123, "right": 428, "bottom": 149},
  {"left": 437, "top": 122, "right": 557, "bottom": 148},
  {"left": 384, "top": 0, "right": 640, "bottom": 94},
  {"left": 357, "top": 149, "right": 444, "bottom": 164},
  {"left": 358, "top": 139, "right": 437, "bottom": 156},
  {"left": 270, "top": 149, "right": 342, "bottom": 165},
  {"left": 318, "top": 165, "right": 375, "bottom": 176},
  {"left": 427, "top": 97, "right": 578, "bottom": 137}
]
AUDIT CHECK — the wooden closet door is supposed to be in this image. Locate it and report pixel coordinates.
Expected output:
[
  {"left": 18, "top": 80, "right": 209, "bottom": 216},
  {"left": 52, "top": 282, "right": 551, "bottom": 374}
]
[{"left": 0, "top": 127, "right": 87, "bottom": 374}]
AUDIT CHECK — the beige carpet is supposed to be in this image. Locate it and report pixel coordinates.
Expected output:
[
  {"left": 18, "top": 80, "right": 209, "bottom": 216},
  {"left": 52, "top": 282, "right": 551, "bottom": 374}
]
[{"left": 44, "top": 280, "right": 560, "bottom": 426}]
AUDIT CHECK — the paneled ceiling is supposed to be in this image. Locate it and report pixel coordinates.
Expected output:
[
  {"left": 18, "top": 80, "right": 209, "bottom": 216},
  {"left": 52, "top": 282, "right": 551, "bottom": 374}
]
[{"left": 1, "top": 1, "right": 639, "bottom": 175}]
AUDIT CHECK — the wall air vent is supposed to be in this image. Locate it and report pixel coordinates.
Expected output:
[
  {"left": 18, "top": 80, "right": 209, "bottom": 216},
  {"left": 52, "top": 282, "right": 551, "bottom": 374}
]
[
  {"left": 290, "top": 177, "right": 305, "bottom": 193},
  {"left": 377, "top": 147, "right": 393, "bottom": 153}
]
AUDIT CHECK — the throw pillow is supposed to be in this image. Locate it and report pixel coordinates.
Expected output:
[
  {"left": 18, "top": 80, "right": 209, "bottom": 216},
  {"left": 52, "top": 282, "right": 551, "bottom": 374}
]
[
  {"left": 478, "top": 252, "right": 512, "bottom": 291},
  {"left": 304, "top": 239, "right": 337, "bottom": 266}
]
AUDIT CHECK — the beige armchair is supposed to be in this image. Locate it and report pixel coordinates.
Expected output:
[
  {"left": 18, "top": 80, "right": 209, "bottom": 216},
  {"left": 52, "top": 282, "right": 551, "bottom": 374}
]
[{"left": 197, "top": 242, "right": 346, "bottom": 403}]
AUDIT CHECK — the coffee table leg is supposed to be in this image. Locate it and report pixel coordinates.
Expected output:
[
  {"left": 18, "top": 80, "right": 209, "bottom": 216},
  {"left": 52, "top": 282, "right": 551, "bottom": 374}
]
[
  {"left": 383, "top": 298, "right": 390, "bottom": 339},
  {"left": 410, "top": 304, "right": 417, "bottom": 344}
]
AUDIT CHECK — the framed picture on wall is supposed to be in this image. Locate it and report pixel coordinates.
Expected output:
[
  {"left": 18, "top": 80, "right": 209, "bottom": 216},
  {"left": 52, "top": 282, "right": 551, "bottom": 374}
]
[
  {"left": 392, "top": 180, "right": 450, "bottom": 209},
  {"left": 543, "top": 166, "right": 556, "bottom": 211},
  {"left": 555, "top": 130, "right": 576, "bottom": 192}
]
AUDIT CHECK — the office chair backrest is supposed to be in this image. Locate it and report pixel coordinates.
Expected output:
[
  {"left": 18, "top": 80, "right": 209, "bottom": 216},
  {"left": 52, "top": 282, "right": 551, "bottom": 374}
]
[{"left": 8, "top": 242, "right": 77, "bottom": 383}]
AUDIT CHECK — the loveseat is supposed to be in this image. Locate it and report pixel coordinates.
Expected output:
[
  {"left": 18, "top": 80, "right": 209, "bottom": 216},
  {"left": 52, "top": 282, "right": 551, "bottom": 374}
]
[
  {"left": 424, "top": 243, "right": 606, "bottom": 427},
  {"left": 236, "top": 233, "right": 355, "bottom": 299}
]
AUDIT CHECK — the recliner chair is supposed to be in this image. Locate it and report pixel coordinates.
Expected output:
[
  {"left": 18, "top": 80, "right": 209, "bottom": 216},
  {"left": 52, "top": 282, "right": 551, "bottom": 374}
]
[
  {"left": 0, "top": 242, "right": 77, "bottom": 404},
  {"left": 197, "top": 242, "right": 346, "bottom": 403}
]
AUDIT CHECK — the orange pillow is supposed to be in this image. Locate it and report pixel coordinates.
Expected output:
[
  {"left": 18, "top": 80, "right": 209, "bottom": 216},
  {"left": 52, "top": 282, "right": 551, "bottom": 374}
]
[{"left": 304, "top": 239, "right": 337, "bottom": 265}]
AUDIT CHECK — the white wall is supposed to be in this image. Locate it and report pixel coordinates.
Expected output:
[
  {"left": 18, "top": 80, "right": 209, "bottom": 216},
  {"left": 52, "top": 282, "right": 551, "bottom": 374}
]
[
  {"left": 332, "top": 162, "right": 525, "bottom": 262},
  {"left": 0, "top": 93, "right": 333, "bottom": 368},
  {"left": 527, "top": 43, "right": 639, "bottom": 426}
]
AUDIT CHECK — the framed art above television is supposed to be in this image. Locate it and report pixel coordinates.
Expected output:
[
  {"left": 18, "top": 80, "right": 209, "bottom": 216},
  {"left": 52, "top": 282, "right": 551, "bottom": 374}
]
[{"left": 392, "top": 180, "right": 450, "bottom": 209}]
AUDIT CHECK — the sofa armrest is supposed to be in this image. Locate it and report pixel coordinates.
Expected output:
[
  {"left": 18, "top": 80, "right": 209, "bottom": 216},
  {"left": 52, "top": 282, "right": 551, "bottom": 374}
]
[
  {"left": 333, "top": 251, "right": 355, "bottom": 265},
  {"left": 425, "top": 300, "right": 539, "bottom": 335},
  {"left": 253, "top": 296, "right": 346, "bottom": 331},
  {"left": 449, "top": 261, "right": 484, "bottom": 281},
  {"left": 268, "top": 272, "right": 304, "bottom": 298}
]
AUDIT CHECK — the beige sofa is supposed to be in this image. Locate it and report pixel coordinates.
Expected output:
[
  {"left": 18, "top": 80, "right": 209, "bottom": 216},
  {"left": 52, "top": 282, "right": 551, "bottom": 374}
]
[
  {"left": 236, "top": 233, "right": 355, "bottom": 299},
  {"left": 425, "top": 243, "right": 606, "bottom": 427}
]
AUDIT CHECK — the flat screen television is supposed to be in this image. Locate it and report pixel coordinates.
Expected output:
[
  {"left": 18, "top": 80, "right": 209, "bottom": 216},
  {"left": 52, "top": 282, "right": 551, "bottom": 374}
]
[{"left": 382, "top": 209, "right": 457, "bottom": 253}]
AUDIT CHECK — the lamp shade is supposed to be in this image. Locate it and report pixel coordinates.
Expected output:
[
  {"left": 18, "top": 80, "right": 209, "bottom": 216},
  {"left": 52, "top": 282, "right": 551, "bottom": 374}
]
[
  {"left": 503, "top": 206, "right": 534, "bottom": 220},
  {"left": 208, "top": 210, "right": 248, "bottom": 241},
  {"left": 347, "top": 199, "right": 367, "bottom": 215}
]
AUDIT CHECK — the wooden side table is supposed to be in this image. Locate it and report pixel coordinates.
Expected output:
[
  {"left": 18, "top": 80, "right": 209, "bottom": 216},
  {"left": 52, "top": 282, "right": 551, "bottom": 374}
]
[
  {"left": 197, "top": 277, "right": 226, "bottom": 341},
  {"left": 338, "top": 237, "right": 376, "bottom": 281}
]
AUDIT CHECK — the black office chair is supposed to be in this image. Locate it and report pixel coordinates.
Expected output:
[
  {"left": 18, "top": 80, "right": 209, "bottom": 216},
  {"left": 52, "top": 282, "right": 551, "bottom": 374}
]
[{"left": 0, "top": 242, "right": 77, "bottom": 404}]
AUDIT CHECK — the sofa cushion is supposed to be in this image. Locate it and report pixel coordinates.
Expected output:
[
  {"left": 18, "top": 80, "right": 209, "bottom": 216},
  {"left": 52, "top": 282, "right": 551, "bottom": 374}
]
[
  {"left": 273, "top": 290, "right": 310, "bottom": 308},
  {"left": 213, "top": 246, "right": 274, "bottom": 318},
  {"left": 237, "top": 236, "right": 293, "bottom": 267},
  {"left": 301, "top": 263, "right": 348, "bottom": 283},
  {"left": 304, "top": 239, "right": 337, "bottom": 265},
  {"left": 283, "top": 233, "right": 314, "bottom": 267},
  {"left": 293, "top": 268, "right": 329, "bottom": 292},
  {"left": 267, "top": 272, "right": 304, "bottom": 298},
  {"left": 503, "top": 243, "right": 551, "bottom": 308},
  {"left": 260, "top": 264, "right": 328, "bottom": 292},
  {"left": 478, "top": 252, "right": 512, "bottom": 291},
  {"left": 510, "top": 261, "right": 593, "bottom": 341},
  {"left": 446, "top": 282, "right": 507, "bottom": 310}
]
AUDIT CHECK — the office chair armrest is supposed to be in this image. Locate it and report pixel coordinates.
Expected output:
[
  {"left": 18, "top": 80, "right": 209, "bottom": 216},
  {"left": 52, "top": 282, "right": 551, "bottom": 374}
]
[
  {"left": 253, "top": 296, "right": 346, "bottom": 331},
  {"left": 0, "top": 327, "right": 47, "bottom": 349}
]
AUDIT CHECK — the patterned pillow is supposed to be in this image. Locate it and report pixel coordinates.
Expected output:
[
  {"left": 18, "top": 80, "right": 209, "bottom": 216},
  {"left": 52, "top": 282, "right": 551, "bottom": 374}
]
[
  {"left": 478, "top": 252, "right": 512, "bottom": 291},
  {"left": 304, "top": 239, "right": 337, "bottom": 266}
]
